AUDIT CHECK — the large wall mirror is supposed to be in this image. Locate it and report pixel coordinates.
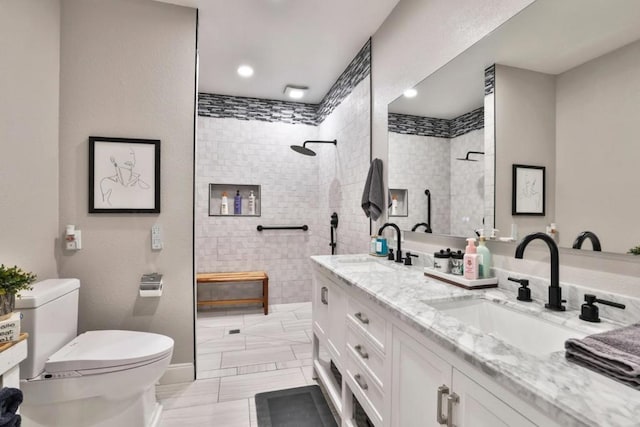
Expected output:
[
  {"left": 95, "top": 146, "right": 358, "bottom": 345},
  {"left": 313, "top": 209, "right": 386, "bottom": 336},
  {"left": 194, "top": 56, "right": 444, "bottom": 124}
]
[{"left": 387, "top": 0, "right": 640, "bottom": 257}]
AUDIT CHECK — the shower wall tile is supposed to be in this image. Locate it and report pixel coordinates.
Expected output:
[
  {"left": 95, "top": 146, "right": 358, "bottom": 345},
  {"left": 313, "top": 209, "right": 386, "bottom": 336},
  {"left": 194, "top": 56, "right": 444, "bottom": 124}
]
[
  {"left": 196, "top": 118, "right": 320, "bottom": 304},
  {"left": 317, "top": 76, "right": 372, "bottom": 255},
  {"left": 388, "top": 107, "right": 483, "bottom": 139},
  {"left": 388, "top": 133, "right": 451, "bottom": 234},
  {"left": 450, "top": 129, "right": 485, "bottom": 237}
]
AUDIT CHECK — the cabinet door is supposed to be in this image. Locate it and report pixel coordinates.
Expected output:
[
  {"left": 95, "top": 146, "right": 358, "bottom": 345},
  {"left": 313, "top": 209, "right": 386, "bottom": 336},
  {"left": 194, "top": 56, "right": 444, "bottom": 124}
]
[
  {"left": 391, "top": 327, "right": 452, "bottom": 427},
  {"left": 312, "top": 275, "right": 329, "bottom": 339},
  {"left": 450, "top": 368, "right": 536, "bottom": 427},
  {"left": 327, "top": 280, "right": 347, "bottom": 360}
]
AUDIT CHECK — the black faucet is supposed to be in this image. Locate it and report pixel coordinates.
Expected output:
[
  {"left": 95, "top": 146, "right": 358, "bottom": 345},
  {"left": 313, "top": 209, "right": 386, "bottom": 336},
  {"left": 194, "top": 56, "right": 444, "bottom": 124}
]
[
  {"left": 572, "top": 231, "right": 602, "bottom": 251},
  {"left": 378, "top": 222, "right": 402, "bottom": 263},
  {"left": 514, "top": 232, "right": 565, "bottom": 311},
  {"left": 411, "top": 222, "right": 432, "bottom": 233}
]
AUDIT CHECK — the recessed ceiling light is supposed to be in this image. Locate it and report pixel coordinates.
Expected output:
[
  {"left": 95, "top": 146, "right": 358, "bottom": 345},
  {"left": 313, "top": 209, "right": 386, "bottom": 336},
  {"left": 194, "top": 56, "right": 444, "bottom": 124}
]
[
  {"left": 237, "top": 65, "right": 254, "bottom": 78},
  {"left": 284, "top": 85, "right": 309, "bottom": 100},
  {"left": 403, "top": 88, "right": 418, "bottom": 98}
]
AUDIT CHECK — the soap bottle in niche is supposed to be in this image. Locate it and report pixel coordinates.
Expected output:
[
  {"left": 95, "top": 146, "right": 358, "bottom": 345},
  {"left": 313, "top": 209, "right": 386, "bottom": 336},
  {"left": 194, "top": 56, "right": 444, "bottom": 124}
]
[
  {"left": 477, "top": 235, "right": 492, "bottom": 278},
  {"left": 463, "top": 238, "right": 479, "bottom": 280},
  {"left": 234, "top": 190, "right": 242, "bottom": 215},
  {"left": 248, "top": 190, "right": 256, "bottom": 215},
  {"left": 220, "top": 191, "right": 229, "bottom": 215},
  {"left": 391, "top": 195, "right": 398, "bottom": 215}
]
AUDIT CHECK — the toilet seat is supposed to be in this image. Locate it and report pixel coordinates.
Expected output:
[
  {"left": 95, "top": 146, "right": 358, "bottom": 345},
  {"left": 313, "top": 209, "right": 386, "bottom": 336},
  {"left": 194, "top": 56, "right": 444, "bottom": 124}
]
[{"left": 43, "top": 330, "right": 174, "bottom": 377}]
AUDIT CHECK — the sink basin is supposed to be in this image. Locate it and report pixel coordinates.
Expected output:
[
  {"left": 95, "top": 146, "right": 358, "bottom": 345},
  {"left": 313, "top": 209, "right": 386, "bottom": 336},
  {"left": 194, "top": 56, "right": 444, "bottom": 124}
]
[
  {"left": 425, "top": 298, "right": 586, "bottom": 356},
  {"left": 335, "top": 257, "right": 394, "bottom": 272}
]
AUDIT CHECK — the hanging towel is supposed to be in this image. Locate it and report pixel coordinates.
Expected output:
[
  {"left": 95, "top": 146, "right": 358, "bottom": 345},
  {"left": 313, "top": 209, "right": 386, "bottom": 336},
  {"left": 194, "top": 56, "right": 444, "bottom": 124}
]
[
  {"left": 565, "top": 322, "right": 640, "bottom": 389},
  {"left": 0, "top": 387, "right": 22, "bottom": 427},
  {"left": 361, "top": 158, "right": 384, "bottom": 221}
]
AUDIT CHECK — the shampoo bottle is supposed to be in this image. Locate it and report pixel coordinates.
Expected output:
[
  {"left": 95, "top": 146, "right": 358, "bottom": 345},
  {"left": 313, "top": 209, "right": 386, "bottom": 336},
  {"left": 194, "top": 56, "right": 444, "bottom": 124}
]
[
  {"left": 220, "top": 191, "right": 229, "bottom": 215},
  {"left": 463, "top": 238, "right": 480, "bottom": 280},
  {"left": 248, "top": 190, "right": 256, "bottom": 215},
  {"left": 391, "top": 195, "right": 398, "bottom": 215},
  {"left": 234, "top": 190, "right": 242, "bottom": 215},
  {"left": 477, "top": 236, "right": 492, "bottom": 278}
]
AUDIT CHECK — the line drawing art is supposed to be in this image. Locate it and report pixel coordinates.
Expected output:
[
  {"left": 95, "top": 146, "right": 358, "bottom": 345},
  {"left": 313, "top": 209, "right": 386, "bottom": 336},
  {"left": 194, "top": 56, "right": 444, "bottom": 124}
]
[{"left": 100, "top": 148, "right": 150, "bottom": 206}]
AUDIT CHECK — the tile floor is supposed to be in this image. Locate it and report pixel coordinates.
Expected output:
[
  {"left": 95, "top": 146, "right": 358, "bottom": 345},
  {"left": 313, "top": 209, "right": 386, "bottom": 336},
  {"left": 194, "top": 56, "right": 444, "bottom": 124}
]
[{"left": 157, "top": 302, "right": 315, "bottom": 426}]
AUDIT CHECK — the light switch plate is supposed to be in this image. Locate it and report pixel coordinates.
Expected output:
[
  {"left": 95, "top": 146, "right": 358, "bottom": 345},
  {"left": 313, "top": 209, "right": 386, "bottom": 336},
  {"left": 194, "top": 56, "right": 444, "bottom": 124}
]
[{"left": 151, "top": 225, "right": 163, "bottom": 250}]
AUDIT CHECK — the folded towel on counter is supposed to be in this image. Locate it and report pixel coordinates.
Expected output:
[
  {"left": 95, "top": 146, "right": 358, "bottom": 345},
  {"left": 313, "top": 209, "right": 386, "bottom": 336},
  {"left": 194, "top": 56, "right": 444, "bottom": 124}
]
[
  {"left": 361, "top": 158, "right": 384, "bottom": 221},
  {"left": 565, "top": 322, "right": 640, "bottom": 389}
]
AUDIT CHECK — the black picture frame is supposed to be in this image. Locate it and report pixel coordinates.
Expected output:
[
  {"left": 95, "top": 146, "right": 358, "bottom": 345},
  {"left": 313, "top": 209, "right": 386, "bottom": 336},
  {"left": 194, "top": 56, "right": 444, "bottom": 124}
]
[
  {"left": 89, "top": 136, "right": 161, "bottom": 213},
  {"left": 512, "top": 164, "right": 545, "bottom": 215}
]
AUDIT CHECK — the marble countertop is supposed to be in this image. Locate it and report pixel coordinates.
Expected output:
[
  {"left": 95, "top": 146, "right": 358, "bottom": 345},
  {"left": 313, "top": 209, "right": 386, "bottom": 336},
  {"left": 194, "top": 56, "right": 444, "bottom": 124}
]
[{"left": 311, "top": 254, "right": 640, "bottom": 427}]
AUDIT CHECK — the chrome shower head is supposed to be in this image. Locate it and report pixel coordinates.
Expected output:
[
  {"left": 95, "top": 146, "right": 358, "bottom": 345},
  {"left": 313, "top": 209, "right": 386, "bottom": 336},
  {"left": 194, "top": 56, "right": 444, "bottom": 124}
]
[{"left": 290, "top": 140, "right": 337, "bottom": 156}]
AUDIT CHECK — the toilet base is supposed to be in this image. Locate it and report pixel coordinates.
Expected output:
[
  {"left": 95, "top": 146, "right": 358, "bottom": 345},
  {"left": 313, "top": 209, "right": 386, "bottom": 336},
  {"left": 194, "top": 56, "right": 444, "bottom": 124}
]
[{"left": 21, "top": 384, "right": 162, "bottom": 427}]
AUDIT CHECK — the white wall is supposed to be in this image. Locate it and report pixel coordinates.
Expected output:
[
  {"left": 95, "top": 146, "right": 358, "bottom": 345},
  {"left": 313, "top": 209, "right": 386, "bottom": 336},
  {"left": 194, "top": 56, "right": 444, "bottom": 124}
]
[
  {"left": 57, "top": 0, "right": 197, "bottom": 366},
  {"left": 494, "top": 65, "right": 556, "bottom": 239},
  {"left": 556, "top": 40, "right": 640, "bottom": 254},
  {"left": 196, "top": 118, "right": 320, "bottom": 304},
  {"left": 0, "top": 0, "right": 60, "bottom": 278}
]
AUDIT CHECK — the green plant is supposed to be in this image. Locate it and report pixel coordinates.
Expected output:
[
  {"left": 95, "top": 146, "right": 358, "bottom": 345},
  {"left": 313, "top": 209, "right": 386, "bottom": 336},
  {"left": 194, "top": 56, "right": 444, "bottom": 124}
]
[
  {"left": 0, "top": 264, "right": 37, "bottom": 296},
  {"left": 628, "top": 246, "right": 640, "bottom": 255}
]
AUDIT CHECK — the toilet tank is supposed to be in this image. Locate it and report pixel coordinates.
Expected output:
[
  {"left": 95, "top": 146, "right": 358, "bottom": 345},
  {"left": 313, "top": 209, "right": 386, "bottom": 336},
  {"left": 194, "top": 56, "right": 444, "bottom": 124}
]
[{"left": 16, "top": 278, "right": 80, "bottom": 379}]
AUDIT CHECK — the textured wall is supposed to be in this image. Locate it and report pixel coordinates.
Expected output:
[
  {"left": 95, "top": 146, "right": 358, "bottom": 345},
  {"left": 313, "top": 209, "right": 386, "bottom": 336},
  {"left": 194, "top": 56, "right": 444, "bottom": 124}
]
[
  {"left": 0, "top": 0, "right": 60, "bottom": 278},
  {"left": 57, "top": 0, "right": 197, "bottom": 366}
]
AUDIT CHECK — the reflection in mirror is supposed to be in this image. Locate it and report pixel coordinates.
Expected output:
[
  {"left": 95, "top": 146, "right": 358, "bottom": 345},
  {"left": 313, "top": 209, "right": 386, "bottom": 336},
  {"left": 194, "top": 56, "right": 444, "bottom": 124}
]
[{"left": 387, "top": 0, "right": 640, "bottom": 256}]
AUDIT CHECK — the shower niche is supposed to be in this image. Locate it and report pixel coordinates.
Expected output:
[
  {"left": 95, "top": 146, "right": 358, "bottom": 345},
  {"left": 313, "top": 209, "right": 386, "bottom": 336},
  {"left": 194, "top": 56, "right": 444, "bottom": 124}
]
[
  {"left": 208, "top": 183, "right": 261, "bottom": 217},
  {"left": 388, "top": 188, "right": 408, "bottom": 217}
]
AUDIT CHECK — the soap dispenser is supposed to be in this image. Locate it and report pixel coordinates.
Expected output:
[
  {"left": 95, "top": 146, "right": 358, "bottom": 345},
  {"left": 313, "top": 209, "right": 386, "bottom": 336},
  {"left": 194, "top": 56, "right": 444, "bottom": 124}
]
[
  {"left": 463, "top": 238, "right": 479, "bottom": 280},
  {"left": 477, "top": 235, "right": 492, "bottom": 278}
]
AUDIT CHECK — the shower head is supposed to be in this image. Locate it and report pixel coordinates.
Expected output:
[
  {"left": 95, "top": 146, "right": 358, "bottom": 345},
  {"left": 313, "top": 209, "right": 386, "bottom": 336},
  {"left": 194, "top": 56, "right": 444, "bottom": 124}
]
[
  {"left": 456, "top": 151, "right": 485, "bottom": 161},
  {"left": 290, "top": 139, "right": 337, "bottom": 156}
]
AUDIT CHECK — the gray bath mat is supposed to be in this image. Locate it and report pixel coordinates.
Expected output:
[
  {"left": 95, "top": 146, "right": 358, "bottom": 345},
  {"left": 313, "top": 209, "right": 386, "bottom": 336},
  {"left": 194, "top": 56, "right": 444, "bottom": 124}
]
[{"left": 255, "top": 385, "right": 337, "bottom": 427}]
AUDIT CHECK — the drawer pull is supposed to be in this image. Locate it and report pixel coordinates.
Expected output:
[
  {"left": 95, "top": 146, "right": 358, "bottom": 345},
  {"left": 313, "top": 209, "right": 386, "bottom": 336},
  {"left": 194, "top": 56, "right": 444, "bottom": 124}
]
[
  {"left": 320, "top": 287, "right": 328, "bottom": 305},
  {"left": 354, "top": 373, "right": 368, "bottom": 390},
  {"left": 447, "top": 392, "right": 459, "bottom": 427},
  {"left": 354, "top": 312, "right": 369, "bottom": 324},
  {"left": 354, "top": 344, "right": 369, "bottom": 359},
  {"left": 436, "top": 384, "right": 449, "bottom": 425}
]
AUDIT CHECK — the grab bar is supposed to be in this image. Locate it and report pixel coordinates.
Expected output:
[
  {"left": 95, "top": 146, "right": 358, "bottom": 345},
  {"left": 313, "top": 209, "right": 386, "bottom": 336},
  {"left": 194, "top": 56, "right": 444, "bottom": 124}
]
[{"left": 257, "top": 225, "right": 308, "bottom": 231}]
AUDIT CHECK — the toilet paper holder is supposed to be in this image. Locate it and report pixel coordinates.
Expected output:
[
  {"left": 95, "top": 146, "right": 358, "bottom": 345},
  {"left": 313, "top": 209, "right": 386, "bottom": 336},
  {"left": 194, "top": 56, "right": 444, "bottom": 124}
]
[{"left": 140, "top": 273, "right": 163, "bottom": 297}]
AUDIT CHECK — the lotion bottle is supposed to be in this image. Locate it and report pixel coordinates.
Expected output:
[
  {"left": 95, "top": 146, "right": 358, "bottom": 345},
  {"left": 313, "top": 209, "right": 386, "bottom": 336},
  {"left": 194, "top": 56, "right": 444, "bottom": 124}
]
[
  {"left": 477, "top": 235, "right": 492, "bottom": 278},
  {"left": 220, "top": 191, "right": 229, "bottom": 215},
  {"left": 248, "top": 190, "right": 256, "bottom": 215},
  {"left": 463, "top": 238, "right": 479, "bottom": 280}
]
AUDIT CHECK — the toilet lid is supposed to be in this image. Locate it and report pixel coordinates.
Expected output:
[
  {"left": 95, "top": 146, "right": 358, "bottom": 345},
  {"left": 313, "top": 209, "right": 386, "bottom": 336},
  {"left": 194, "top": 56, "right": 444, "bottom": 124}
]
[{"left": 44, "top": 330, "right": 174, "bottom": 374}]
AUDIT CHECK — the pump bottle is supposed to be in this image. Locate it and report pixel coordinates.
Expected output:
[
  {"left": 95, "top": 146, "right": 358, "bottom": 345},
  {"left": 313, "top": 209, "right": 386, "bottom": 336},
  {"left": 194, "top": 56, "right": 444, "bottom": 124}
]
[{"left": 463, "top": 238, "right": 480, "bottom": 280}]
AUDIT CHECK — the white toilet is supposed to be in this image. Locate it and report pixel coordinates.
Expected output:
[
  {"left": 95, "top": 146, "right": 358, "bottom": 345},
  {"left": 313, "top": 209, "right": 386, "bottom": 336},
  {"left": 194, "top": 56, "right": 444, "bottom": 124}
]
[{"left": 16, "top": 278, "right": 174, "bottom": 427}]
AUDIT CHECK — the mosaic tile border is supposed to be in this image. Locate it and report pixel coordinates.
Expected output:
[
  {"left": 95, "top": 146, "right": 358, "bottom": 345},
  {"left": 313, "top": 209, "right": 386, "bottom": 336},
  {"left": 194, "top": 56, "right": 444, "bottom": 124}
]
[
  {"left": 197, "top": 40, "right": 371, "bottom": 126},
  {"left": 388, "top": 107, "right": 484, "bottom": 138},
  {"left": 484, "top": 64, "right": 495, "bottom": 95}
]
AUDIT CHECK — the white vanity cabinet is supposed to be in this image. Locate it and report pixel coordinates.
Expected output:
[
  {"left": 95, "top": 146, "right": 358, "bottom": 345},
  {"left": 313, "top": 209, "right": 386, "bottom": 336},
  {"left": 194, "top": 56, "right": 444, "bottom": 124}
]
[{"left": 391, "top": 326, "right": 537, "bottom": 427}]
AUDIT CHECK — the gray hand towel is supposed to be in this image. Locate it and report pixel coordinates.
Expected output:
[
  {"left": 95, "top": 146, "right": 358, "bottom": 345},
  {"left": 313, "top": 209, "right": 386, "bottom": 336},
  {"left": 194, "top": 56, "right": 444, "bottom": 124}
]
[
  {"left": 565, "top": 322, "right": 640, "bottom": 388},
  {"left": 361, "top": 158, "right": 384, "bottom": 221}
]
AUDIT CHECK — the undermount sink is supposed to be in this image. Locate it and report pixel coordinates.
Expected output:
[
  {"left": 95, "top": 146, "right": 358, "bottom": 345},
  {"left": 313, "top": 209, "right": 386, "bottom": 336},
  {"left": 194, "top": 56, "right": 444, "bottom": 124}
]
[
  {"left": 425, "top": 298, "right": 586, "bottom": 357},
  {"left": 335, "top": 257, "right": 394, "bottom": 272}
]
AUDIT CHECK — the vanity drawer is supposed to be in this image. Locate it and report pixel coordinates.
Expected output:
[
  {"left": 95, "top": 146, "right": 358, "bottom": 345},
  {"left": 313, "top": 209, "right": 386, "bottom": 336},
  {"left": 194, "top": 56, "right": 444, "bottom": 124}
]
[
  {"left": 347, "top": 297, "right": 386, "bottom": 352},
  {"left": 346, "top": 324, "right": 384, "bottom": 389},
  {"left": 346, "top": 350, "right": 384, "bottom": 425}
]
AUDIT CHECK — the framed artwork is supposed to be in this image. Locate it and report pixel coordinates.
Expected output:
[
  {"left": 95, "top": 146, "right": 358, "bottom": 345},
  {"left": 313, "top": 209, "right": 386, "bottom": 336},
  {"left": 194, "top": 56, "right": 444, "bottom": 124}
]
[
  {"left": 89, "top": 136, "right": 160, "bottom": 213},
  {"left": 512, "top": 164, "right": 545, "bottom": 215}
]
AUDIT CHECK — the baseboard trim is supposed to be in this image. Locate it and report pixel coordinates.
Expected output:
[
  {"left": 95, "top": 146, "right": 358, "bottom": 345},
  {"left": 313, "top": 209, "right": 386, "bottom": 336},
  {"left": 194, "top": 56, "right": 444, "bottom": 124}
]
[{"left": 158, "top": 363, "right": 194, "bottom": 385}]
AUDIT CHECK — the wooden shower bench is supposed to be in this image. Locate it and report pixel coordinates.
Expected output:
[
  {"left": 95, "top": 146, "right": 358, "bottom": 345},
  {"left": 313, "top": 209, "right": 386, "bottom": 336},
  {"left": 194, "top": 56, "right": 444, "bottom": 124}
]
[{"left": 196, "top": 271, "right": 269, "bottom": 315}]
